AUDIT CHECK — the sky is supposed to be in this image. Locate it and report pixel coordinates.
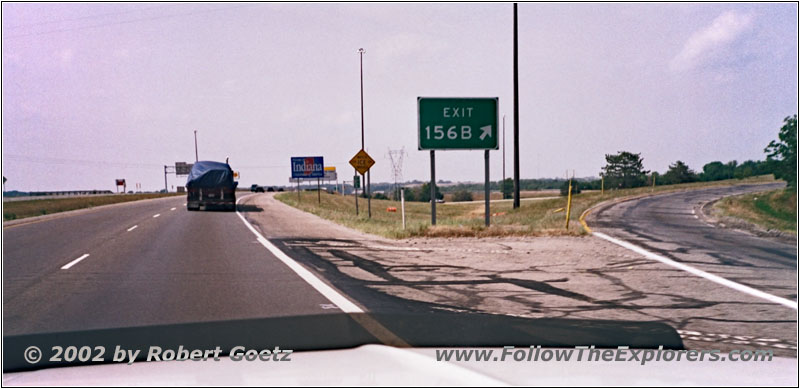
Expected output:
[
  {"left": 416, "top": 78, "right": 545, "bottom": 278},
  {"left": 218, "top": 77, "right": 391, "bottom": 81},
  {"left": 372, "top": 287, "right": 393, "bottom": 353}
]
[{"left": 2, "top": 2, "right": 797, "bottom": 192}]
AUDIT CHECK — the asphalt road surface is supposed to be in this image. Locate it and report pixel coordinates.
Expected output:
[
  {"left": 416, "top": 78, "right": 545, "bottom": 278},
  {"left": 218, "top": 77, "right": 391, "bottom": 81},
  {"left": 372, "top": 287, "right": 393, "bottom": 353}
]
[
  {"left": 588, "top": 183, "right": 795, "bottom": 302},
  {"left": 4, "top": 185, "right": 796, "bottom": 357},
  {"left": 3, "top": 195, "right": 339, "bottom": 335}
]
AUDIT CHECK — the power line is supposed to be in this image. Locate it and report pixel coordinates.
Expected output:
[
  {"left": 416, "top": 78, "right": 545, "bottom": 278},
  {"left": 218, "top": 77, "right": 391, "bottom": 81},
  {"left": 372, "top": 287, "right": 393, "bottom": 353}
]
[
  {"left": 3, "top": 4, "right": 257, "bottom": 40},
  {"left": 4, "top": 154, "right": 163, "bottom": 168},
  {"left": 386, "top": 147, "right": 406, "bottom": 200},
  {"left": 4, "top": 4, "right": 172, "bottom": 29}
]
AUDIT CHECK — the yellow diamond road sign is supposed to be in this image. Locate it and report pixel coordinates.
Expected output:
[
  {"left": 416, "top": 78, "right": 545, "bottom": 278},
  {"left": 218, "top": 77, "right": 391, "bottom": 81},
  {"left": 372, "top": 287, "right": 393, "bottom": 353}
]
[{"left": 349, "top": 149, "right": 375, "bottom": 175}]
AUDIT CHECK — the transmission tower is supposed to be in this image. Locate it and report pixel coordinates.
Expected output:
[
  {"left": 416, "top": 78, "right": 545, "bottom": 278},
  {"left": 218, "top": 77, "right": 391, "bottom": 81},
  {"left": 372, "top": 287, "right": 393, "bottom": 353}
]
[{"left": 386, "top": 147, "right": 406, "bottom": 200}]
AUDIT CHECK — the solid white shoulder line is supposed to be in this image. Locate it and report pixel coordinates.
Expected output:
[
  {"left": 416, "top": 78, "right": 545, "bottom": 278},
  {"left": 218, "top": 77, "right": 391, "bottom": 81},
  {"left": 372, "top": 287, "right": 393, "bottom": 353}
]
[
  {"left": 593, "top": 232, "right": 797, "bottom": 310},
  {"left": 235, "top": 196, "right": 363, "bottom": 313}
]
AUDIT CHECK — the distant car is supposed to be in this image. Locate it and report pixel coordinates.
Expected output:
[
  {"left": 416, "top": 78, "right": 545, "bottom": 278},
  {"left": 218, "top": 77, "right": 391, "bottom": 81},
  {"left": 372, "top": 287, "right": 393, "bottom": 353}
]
[
  {"left": 267, "top": 187, "right": 275, "bottom": 192},
  {"left": 277, "top": 188, "right": 285, "bottom": 192},
  {"left": 250, "top": 184, "right": 265, "bottom": 193},
  {"left": 431, "top": 199, "right": 445, "bottom": 203}
]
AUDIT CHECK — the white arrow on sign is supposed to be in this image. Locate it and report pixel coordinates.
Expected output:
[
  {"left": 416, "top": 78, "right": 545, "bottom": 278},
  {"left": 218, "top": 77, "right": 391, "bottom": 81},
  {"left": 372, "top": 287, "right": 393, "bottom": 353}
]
[{"left": 479, "top": 125, "right": 492, "bottom": 140}]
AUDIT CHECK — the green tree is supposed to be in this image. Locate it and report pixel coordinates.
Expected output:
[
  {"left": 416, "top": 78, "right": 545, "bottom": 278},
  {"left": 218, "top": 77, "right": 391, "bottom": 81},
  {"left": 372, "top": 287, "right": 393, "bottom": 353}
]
[
  {"left": 559, "top": 180, "right": 581, "bottom": 196},
  {"left": 733, "top": 160, "right": 759, "bottom": 179},
  {"left": 765, "top": 114, "right": 797, "bottom": 188},
  {"left": 662, "top": 160, "right": 697, "bottom": 185},
  {"left": 500, "top": 178, "right": 513, "bottom": 199},
  {"left": 402, "top": 187, "right": 417, "bottom": 202},
  {"left": 601, "top": 151, "right": 649, "bottom": 189},
  {"left": 452, "top": 189, "right": 474, "bottom": 202},
  {"left": 700, "top": 161, "right": 736, "bottom": 181},
  {"left": 417, "top": 182, "right": 443, "bottom": 202}
]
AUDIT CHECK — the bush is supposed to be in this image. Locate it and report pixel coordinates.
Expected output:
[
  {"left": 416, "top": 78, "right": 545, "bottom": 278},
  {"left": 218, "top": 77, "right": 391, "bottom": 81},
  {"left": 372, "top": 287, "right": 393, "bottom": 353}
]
[
  {"left": 452, "top": 190, "right": 474, "bottom": 202},
  {"left": 373, "top": 193, "right": 388, "bottom": 200},
  {"left": 559, "top": 181, "right": 581, "bottom": 196}
]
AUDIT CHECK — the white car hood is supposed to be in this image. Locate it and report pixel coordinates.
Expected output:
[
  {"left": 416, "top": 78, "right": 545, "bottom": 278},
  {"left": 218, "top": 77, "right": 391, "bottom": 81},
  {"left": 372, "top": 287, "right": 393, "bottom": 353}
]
[{"left": 4, "top": 345, "right": 797, "bottom": 386}]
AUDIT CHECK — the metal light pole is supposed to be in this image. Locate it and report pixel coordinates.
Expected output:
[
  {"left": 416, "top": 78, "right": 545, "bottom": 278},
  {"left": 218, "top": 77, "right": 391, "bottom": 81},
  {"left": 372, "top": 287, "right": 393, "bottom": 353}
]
[
  {"left": 194, "top": 130, "right": 199, "bottom": 162},
  {"left": 513, "top": 3, "right": 521, "bottom": 209},
  {"left": 359, "top": 47, "right": 371, "bottom": 218}
]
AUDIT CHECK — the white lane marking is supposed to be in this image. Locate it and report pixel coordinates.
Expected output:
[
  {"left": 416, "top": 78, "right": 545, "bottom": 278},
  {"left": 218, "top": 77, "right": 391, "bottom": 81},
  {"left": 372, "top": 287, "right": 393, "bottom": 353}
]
[
  {"left": 183, "top": 203, "right": 187, "bottom": 206},
  {"left": 153, "top": 214, "right": 160, "bottom": 218},
  {"left": 234, "top": 196, "right": 363, "bottom": 313},
  {"left": 691, "top": 209, "right": 696, "bottom": 215},
  {"left": 61, "top": 254, "right": 90, "bottom": 270},
  {"left": 127, "top": 225, "right": 138, "bottom": 232},
  {"left": 593, "top": 232, "right": 798, "bottom": 310},
  {"left": 170, "top": 207, "right": 176, "bottom": 211},
  {"left": 693, "top": 215, "right": 699, "bottom": 219}
]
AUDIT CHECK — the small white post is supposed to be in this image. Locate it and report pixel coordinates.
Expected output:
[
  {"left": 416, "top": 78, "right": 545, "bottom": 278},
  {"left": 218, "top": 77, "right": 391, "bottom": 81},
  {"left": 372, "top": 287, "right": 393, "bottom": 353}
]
[{"left": 401, "top": 188, "right": 406, "bottom": 230}]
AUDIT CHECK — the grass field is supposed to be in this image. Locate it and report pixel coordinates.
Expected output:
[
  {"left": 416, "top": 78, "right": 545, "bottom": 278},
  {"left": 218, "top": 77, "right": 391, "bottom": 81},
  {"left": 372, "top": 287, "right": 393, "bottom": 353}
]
[
  {"left": 3, "top": 193, "right": 183, "bottom": 221},
  {"left": 714, "top": 188, "right": 796, "bottom": 234},
  {"left": 276, "top": 175, "right": 780, "bottom": 239}
]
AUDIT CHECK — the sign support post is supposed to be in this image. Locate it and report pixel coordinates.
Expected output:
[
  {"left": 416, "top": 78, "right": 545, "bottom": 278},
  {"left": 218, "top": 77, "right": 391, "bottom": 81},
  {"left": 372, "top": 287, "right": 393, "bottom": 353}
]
[
  {"left": 354, "top": 171, "right": 359, "bottom": 215},
  {"left": 317, "top": 178, "right": 321, "bottom": 204},
  {"left": 430, "top": 150, "right": 436, "bottom": 225},
  {"left": 297, "top": 178, "right": 300, "bottom": 203},
  {"left": 485, "top": 150, "right": 490, "bottom": 227}
]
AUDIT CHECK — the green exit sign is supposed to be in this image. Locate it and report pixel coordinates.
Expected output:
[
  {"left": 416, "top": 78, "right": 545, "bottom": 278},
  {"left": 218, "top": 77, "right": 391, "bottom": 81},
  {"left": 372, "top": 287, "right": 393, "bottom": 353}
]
[{"left": 418, "top": 97, "right": 498, "bottom": 150}]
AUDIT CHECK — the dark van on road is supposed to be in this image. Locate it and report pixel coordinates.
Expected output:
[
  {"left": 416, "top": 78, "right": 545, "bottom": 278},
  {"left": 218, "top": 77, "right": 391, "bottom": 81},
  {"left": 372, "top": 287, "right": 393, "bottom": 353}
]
[{"left": 186, "top": 161, "right": 237, "bottom": 211}]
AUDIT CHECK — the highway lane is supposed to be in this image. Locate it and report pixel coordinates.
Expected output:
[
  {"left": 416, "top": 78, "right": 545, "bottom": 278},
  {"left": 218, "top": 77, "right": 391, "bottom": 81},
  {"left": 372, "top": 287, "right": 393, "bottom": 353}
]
[
  {"left": 3, "top": 194, "right": 343, "bottom": 336},
  {"left": 588, "top": 183, "right": 796, "bottom": 302}
]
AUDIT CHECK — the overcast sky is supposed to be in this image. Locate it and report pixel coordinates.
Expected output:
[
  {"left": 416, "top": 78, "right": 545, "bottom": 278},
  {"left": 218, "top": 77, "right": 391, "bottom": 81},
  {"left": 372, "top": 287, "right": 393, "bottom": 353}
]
[{"left": 2, "top": 2, "right": 797, "bottom": 191}]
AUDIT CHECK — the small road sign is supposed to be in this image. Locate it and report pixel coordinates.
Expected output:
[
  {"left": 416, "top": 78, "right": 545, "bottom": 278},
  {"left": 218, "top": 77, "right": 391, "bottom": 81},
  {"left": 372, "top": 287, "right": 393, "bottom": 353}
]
[
  {"left": 349, "top": 149, "right": 375, "bottom": 175},
  {"left": 175, "top": 162, "right": 193, "bottom": 175},
  {"left": 291, "top": 156, "right": 324, "bottom": 178},
  {"left": 418, "top": 97, "right": 499, "bottom": 150}
]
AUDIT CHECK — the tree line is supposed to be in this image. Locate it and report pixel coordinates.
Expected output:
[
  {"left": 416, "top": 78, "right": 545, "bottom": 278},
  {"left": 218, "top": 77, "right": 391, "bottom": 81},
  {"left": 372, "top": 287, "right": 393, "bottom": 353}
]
[
  {"left": 592, "top": 114, "right": 796, "bottom": 191},
  {"left": 371, "top": 114, "right": 796, "bottom": 201}
]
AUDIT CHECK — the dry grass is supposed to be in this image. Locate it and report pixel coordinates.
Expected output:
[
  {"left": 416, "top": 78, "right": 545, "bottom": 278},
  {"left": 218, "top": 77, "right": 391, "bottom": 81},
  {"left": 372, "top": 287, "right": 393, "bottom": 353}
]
[
  {"left": 276, "top": 175, "right": 779, "bottom": 239},
  {"left": 3, "top": 193, "right": 183, "bottom": 221},
  {"left": 714, "top": 189, "right": 796, "bottom": 234}
]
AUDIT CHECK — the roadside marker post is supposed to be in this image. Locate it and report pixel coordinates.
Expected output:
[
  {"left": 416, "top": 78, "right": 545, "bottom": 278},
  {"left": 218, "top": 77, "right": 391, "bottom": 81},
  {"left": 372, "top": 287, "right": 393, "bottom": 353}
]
[
  {"left": 565, "top": 178, "right": 573, "bottom": 230},
  {"left": 401, "top": 188, "right": 406, "bottom": 230},
  {"left": 418, "top": 97, "right": 498, "bottom": 227},
  {"left": 601, "top": 175, "right": 604, "bottom": 195}
]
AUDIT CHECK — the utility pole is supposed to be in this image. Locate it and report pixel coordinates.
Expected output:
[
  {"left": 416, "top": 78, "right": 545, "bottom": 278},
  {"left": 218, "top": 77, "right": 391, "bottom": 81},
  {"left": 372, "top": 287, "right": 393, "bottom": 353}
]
[
  {"left": 163, "top": 165, "right": 168, "bottom": 193},
  {"left": 194, "top": 130, "right": 198, "bottom": 162},
  {"left": 513, "top": 3, "right": 521, "bottom": 209},
  {"left": 358, "top": 47, "right": 371, "bottom": 218}
]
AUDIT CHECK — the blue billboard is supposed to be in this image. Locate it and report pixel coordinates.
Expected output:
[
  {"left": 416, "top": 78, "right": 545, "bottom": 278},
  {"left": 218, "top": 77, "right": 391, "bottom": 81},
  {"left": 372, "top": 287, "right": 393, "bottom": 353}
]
[{"left": 291, "top": 156, "right": 324, "bottom": 179}]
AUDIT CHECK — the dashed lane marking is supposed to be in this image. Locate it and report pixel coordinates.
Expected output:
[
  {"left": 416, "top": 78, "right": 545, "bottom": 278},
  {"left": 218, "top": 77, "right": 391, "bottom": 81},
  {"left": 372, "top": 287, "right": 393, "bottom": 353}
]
[{"left": 61, "top": 254, "right": 90, "bottom": 270}]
